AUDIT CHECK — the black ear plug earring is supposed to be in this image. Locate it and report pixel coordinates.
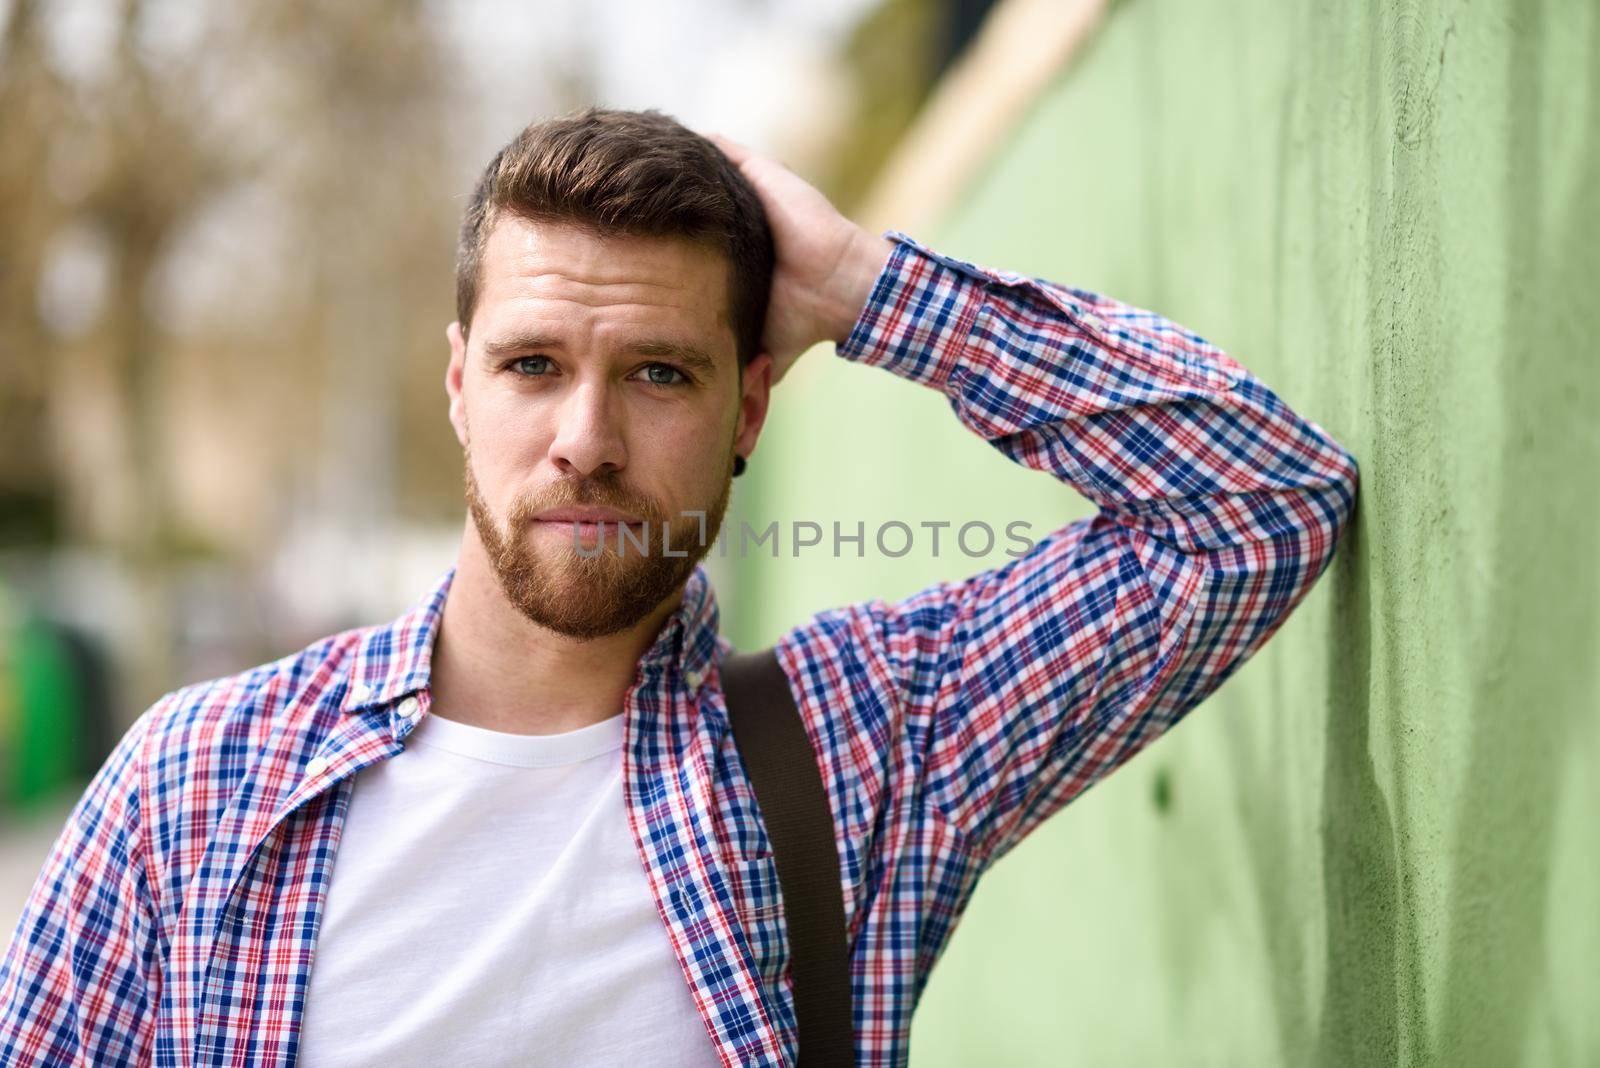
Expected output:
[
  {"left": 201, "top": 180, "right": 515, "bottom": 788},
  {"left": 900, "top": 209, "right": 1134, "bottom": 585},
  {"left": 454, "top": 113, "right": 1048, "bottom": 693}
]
[{"left": 732, "top": 454, "right": 747, "bottom": 477}]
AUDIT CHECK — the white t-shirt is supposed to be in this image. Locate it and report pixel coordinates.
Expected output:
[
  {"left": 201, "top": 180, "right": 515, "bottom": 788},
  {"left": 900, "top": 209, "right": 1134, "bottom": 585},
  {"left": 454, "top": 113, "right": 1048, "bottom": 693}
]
[{"left": 297, "top": 706, "right": 720, "bottom": 1067}]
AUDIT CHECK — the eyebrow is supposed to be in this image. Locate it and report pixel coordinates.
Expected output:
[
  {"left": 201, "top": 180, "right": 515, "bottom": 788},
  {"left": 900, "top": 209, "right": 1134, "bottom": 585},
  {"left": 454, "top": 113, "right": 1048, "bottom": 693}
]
[{"left": 480, "top": 333, "right": 721, "bottom": 378}]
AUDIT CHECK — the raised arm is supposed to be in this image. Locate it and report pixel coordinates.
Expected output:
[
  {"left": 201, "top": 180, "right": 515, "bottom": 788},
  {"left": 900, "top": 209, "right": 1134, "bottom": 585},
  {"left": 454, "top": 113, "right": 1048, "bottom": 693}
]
[
  {"left": 818, "top": 233, "right": 1358, "bottom": 868},
  {"left": 712, "top": 134, "right": 1357, "bottom": 873}
]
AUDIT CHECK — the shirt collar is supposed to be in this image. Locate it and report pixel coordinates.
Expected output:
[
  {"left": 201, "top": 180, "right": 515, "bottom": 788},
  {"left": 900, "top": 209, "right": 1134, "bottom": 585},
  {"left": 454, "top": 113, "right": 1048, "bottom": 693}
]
[{"left": 340, "top": 561, "right": 724, "bottom": 715}]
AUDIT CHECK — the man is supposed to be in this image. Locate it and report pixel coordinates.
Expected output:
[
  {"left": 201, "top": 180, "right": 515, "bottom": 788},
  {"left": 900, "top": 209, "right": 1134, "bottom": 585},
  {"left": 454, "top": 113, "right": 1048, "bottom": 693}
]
[{"left": 0, "top": 108, "right": 1357, "bottom": 1067}]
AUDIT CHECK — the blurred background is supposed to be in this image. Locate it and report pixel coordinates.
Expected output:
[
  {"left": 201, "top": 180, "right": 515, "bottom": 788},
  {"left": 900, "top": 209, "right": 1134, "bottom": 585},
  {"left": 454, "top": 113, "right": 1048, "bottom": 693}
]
[
  {"left": 0, "top": 0, "right": 977, "bottom": 916},
  {"left": 3, "top": 0, "right": 1598, "bottom": 1065}
]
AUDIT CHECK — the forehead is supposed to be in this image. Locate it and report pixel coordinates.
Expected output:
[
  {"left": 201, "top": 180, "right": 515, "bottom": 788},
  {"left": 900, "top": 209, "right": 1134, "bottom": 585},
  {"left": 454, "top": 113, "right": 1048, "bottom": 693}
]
[{"left": 473, "top": 214, "right": 734, "bottom": 351}]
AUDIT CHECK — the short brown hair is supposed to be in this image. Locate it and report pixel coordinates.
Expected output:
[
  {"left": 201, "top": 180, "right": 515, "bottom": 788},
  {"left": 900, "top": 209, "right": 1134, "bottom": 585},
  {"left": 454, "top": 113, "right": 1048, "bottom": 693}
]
[{"left": 455, "top": 107, "right": 773, "bottom": 368}]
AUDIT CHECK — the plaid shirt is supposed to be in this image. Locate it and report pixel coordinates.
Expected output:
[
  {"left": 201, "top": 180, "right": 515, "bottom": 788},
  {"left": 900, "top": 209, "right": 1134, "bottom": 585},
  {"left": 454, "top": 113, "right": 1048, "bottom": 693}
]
[{"left": 0, "top": 232, "right": 1356, "bottom": 1067}]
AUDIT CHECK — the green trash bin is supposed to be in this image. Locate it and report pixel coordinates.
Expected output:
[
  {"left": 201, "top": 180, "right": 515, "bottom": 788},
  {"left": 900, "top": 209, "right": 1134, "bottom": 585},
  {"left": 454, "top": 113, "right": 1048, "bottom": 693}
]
[{"left": 0, "top": 587, "right": 84, "bottom": 812}]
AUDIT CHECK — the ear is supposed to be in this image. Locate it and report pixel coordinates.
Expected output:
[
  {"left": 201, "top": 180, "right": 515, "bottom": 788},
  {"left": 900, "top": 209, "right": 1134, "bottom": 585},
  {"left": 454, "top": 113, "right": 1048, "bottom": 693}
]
[
  {"left": 445, "top": 320, "right": 469, "bottom": 448},
  {"left": 734, "top": 352, "right": 774, "bottom": 462}
]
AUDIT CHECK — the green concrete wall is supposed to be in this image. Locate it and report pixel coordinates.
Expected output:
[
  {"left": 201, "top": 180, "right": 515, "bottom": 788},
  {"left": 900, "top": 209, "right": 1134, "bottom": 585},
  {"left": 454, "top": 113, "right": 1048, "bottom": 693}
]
[{"left": 722, "top": 1, "right": 1600, "bottom": 1064}]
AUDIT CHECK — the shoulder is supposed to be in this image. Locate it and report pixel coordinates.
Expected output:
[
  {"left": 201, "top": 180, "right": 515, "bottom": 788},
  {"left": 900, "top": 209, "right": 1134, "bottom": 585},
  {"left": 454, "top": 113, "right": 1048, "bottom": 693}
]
[
  {"left": 142, "top": 624, "right": 367, "bottom": 774},
  {"left": 140, "top": 564, "right": 455, "bottom": 805},
  {"left": 134, "top": 624, "right": 371, "bottom": 871},
  {"left": 52, "top": 622, "right": 374, "bottom": 932}
]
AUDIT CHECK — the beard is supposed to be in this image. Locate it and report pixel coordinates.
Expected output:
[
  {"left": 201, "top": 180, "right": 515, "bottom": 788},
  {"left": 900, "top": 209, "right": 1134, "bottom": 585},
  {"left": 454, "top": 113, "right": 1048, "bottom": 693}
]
[{"left": 462, "top": 440, "right": 733, "bottom": 641}]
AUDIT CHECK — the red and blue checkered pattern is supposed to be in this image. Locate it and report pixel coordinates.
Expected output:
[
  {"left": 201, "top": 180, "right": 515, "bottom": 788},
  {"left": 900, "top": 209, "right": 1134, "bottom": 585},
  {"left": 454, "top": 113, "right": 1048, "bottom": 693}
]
[{"left": 0, "top": 233, "right": 1356, "bottom": 1066}]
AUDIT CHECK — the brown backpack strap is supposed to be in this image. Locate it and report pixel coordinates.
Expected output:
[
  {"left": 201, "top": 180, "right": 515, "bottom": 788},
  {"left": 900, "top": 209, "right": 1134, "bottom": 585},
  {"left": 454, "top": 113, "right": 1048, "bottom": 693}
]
[{"left": 719, "top": 648, "right": 855, "bottom": 1067}]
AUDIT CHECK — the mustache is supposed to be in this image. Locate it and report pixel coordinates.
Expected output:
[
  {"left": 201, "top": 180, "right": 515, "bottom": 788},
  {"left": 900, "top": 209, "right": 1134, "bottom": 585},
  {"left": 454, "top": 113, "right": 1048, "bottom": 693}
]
[{"left": 506, "top": 477, "right": 666, "bottom": 527}]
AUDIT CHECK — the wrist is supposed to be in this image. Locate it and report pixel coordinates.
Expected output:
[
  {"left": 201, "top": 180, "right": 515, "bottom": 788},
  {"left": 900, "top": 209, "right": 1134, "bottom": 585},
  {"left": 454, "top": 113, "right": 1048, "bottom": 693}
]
[{"left": 826, "top": 229, "right": 895, "bottom": 345}]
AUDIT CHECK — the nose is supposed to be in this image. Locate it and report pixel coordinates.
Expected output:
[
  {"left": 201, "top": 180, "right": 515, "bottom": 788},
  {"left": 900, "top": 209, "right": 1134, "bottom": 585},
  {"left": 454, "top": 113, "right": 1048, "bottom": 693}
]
[{"left": 547, "top": 378, "right": 627, "bottom": 478}]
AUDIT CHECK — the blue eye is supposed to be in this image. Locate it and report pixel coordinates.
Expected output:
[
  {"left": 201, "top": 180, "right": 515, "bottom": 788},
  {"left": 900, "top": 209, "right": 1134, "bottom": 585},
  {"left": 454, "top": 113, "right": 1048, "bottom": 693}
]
[
  {"left": 641, "top": 363, "right": 687, "bottom": 386},
  {"left": 512, "top": 356, "right": 551, "bottom": 376}
]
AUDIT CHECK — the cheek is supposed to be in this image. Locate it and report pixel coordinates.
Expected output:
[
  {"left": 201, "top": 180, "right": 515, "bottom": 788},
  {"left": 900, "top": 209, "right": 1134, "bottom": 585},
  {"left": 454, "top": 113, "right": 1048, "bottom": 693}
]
[
  {"left": 633, "top": 407, "right": 733, "bottom": 489},
  {"left": 638, "top": 408, "right": 724, "bottom": 451},
  {"left": 468, "top": 403, "right": 551, "bottom": 477}
]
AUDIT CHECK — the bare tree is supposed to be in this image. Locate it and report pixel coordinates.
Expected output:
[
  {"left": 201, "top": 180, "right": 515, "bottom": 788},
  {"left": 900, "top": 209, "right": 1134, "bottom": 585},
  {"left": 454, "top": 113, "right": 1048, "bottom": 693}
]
[{"left": 1, "top": 0, "right": 455, "bottom": 711}]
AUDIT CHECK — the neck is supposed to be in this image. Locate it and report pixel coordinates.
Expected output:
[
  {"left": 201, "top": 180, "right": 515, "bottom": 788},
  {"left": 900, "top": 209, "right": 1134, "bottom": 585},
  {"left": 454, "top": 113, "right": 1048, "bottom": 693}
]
[{"left": 429, "top": 515, "right": 685, "bottom": 735}]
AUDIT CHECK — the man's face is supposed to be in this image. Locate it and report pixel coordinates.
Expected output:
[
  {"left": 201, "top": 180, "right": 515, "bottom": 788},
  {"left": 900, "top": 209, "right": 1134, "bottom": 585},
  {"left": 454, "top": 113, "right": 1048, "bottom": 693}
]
[{"left": 444, "top": 215, "right": 770, "bottom": 640}]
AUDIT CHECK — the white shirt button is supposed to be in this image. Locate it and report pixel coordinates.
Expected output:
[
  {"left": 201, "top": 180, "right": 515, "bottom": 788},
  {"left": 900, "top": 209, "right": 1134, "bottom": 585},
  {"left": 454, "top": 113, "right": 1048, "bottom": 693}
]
[
  {"left": 351, "top": 682, "right": 372, "bottom": 700},
  {"left": 397, "top": 696, "right": 420, "bottom": 722},
  {"left": 305, "top": 755, "right": 331, "bottom": 778}
]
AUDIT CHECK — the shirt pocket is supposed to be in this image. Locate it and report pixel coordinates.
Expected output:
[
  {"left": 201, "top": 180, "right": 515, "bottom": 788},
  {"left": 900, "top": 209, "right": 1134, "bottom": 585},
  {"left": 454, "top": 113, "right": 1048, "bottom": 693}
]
[
  {"left": 725, "top": 851, "right": 792, "bottom": 996},
  {"left": 726, "top": 851, "right": 786, "bottom": 920},
  {"left": 725, "top": 848, "right": 866, "bottom": 990},
  {"left": 724, "top": 845, "right": 866, "bottom": 931}
]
